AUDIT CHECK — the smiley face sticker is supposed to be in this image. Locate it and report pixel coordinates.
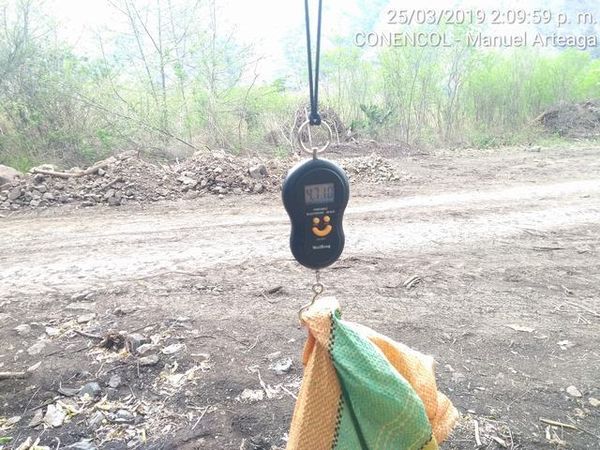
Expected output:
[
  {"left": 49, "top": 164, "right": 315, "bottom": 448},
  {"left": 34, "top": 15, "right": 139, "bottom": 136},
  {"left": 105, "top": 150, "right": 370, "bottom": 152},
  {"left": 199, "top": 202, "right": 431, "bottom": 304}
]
[{"left": 312, "top": 215, "right": 333, "bottom": 238}]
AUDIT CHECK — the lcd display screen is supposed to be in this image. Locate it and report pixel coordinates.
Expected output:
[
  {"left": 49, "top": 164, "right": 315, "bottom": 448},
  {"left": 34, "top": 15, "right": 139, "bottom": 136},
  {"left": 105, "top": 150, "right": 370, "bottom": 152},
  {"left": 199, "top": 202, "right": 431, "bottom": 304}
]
[{"left": 304, "top": 183, "right": 334, "bottom": 205}]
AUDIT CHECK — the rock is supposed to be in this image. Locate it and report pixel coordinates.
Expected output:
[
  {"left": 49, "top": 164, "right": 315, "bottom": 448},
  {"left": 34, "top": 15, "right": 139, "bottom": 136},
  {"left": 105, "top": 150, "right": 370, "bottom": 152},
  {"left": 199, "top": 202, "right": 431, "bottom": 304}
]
[
  {"left": 107, "top": 196, "right": 121, "bottom": 206},
  {"left": 237, "top": 389, "right": 264, "bottom": 403},
  {"left": 558, "top": 340, "right": 575, "bottom": 350},
  {"left": 14, "top": 323, "right": 32, "bottom": 336},
  {"left": 112, "top": 409, "right": 135, "bottom": 424},
  {"left": 58, "top": 386, "right": 80, "bottom": 397},
  {"left": 589, "top": 397, "right": 600, "bottom": 407},
  {"left": 8, "top": 187, "right": 22, "bottom": 201},
  {"left": 44, "top": 403, "right": 67, "bottom": 427},
  {"left": 98, "top": 168, "right": 106, "bottom": 176},
  {"left": 184, "top": 190, "right": 199, "bottom": 200},
  {"left": 68, "top": 439, "right": 97, "bottom": 450},
  {"left": 452, "top": 372, "right": 466, "bottom": 384},
  {"left": 270, "top": 357, "right": 293, "bottom": 375},
  {"left": 0, "top": 164, "right": 22, "bottom": 186},
  {"left": 178, "top": 176, "right": 198, "bottom": 187},
  {"left": 45, "top": 327, "right": 60, "bottom": 337},
  {"left": 135, "top": 343, "right": 157, "bottom": 356},
  {"left": 88, "top": 411, "right": 105, "bottom": 429},
  {"left": 79, "top": 382, "right": 102, "bottom": 399},
  {"left": 248, "top": 164, "right": 268, "bottom": 179},
  {"left": 28, "top": 409, "right": 44, "bottom": 428},
  {"left": 32, "top": 173, "right": 46, "bottom": 183},
  {"left": 4, "top": 416, "right": 21, "bottom": 427},
  {"left": 566, "top": 386, "right": 582, "bottom": 398},
  {"left": 213, "top": 186, "right": 228, "bottom": 195},
  {"left": 77, "top": 313, "right": 96, "bottom": 324},
  {"left": 252, "top": 183, "right": 264, "bottom": 193},
  {"left": 27, "top": 341, "right": 46, "bottom": 356},
  {"left": 125, "top": 333, "right": 150, "bottom": 354},
  {"left": 42, "top": 192, "right": 55, "bottom": 201},
  {"left": 108, "top": 374, "right": 122, "bottom": 389},
  {"left": 162, "top": 343, "right": 185, "bottom": 355},
  {"left": 139, "top": 354, "right": 160, "bottom": 366}
]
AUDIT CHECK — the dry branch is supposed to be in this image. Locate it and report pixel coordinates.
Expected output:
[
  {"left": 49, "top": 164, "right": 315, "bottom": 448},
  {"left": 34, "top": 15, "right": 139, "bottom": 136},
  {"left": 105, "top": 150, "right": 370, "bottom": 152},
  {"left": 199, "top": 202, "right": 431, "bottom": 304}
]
[
  {"left": 474, "top": 419, "right": 482, "bottom": 447},
  {"left": 0, "top": 371, "right": 28, "bottom": 380},
  {"left": 565, "top": 301, "right": 600, "bottom": 318},
  {"left": 540, "top": 418, "right": 578, "bottom": 430},
  {"left": 73, "top": 329, "right": 104, "bottom": 340},
  {"left": 32, "top": 158, "right": 117, "bottom": 179}
]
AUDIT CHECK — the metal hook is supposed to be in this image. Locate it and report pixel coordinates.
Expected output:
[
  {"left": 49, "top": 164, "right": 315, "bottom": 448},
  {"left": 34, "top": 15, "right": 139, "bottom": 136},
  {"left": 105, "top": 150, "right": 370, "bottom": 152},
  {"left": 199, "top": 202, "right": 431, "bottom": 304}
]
[{"left": 298, "top": 271, "right": 324, "bottom": 322}]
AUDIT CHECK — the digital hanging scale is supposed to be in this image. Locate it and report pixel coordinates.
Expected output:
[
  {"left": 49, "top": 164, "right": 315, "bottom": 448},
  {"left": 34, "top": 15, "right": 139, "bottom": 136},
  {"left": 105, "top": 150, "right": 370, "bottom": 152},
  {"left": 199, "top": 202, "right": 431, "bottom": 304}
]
[
  {"left": 283, "top": 0, "right": 350, "bottom": 272},
  {"left": 283, "top": 156, "right": 350, "bottom": 270}
]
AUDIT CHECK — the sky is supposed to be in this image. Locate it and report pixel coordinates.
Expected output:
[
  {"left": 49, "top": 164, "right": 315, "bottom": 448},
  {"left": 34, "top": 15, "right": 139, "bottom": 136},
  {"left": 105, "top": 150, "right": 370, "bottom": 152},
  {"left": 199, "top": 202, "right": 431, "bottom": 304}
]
[{"left": 46, "top": 0, "right": 597, "bottom": 81}]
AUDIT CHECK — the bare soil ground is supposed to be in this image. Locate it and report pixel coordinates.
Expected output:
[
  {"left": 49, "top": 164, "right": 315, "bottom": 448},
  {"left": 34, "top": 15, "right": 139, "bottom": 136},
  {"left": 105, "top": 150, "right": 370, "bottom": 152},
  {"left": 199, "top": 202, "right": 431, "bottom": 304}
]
[{"left": 1, "top": 145, "right": 599, "bottom": 449}]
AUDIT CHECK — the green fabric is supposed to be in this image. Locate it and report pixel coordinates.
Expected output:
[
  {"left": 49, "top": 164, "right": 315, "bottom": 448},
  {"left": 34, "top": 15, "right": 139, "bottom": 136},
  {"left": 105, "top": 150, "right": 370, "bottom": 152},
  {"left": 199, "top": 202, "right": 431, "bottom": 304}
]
[{"left": 329, "top": 311, "right": 433, "bottom": 450}]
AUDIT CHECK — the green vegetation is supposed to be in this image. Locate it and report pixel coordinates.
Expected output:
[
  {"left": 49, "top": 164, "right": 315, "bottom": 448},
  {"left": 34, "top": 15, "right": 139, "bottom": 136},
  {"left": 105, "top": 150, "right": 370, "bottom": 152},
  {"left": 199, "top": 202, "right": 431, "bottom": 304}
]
[{"left": 0, "top": 0, "right": 598, "bottom": 169}]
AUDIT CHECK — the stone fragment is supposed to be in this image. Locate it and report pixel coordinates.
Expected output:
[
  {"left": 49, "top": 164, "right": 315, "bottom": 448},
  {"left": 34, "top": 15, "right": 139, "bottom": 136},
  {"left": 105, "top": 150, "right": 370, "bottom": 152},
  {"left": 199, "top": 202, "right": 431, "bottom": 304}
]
[
  {"left": 44, "top": 403, "right": 67, "bottom": 427},
  {"left": 15, "top": 324, "right": 32, "bottom": 336},
  {"left": 139, "top": 354, "right": 160, "bottom": 366},
  {"left": 27, "top": 341, "right": 46, "bottom": 356},
  {"left": 249, "top": 164, "right": 268, "bottom": 179},
  {"left": 125, "top": 333, "right": 150, "bottom": 354},
  {"left": 567, "top": 386, "right": 582, "bottom": 398},
  {"left": 79, "top": 382, "right": 102, "bottom": 399},
  {"left": 8, "top": 187, "right": 21, "bottom": 201}
]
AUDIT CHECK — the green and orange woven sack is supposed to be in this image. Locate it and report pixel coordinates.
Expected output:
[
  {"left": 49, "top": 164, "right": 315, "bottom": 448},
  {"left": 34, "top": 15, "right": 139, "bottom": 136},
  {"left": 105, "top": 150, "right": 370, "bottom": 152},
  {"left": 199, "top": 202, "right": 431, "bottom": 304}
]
[{"left": 287, "top": 297, "right": 458, "bottom": 450}]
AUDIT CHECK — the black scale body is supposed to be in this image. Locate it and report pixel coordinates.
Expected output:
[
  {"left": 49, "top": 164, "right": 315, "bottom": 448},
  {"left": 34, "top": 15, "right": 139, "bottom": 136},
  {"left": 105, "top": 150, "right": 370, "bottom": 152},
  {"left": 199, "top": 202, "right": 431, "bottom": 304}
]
[{"left": 282, "top": 158, "right": 350, "bottom": 269}]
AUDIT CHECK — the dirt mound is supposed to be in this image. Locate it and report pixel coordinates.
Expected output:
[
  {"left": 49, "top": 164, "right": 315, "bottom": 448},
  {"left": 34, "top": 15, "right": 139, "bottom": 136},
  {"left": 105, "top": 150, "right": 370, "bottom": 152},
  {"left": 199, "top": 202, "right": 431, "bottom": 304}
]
[
  {"left": 537, "top": 100, "right": 600, "bottom": 138},
  {"left": 0, "top": 151, "right": 286, "bottom": 211},
  {"left": 175, "top": 151, "right": 284, "bottom": 196},
  {"left": 341, "top": 154, "right": 401, "bottom": 183},
  {"left": 0, "top": 151, "right": 402, "bottom": 211},
  {"left": 0, "top": 151, "right": 181, "bottom": 210}
]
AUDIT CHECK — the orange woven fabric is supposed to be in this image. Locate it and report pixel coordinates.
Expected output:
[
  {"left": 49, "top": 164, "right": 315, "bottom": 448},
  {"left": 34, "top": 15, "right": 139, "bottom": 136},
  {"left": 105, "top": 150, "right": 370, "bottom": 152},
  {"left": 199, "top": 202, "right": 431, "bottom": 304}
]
[{"left": 286, "top": 297, "right": 458, "bottom": 450}]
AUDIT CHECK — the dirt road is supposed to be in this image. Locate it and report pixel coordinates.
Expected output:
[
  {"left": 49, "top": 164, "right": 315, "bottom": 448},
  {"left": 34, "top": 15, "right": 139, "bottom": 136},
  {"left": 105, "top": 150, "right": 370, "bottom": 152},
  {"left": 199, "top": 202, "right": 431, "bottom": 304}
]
[
  {"left": 2, "top": 176, "right": 599, "bottom": 297},
  {"left": 1, "top": 146, "right": 599, "bottom": 449}
]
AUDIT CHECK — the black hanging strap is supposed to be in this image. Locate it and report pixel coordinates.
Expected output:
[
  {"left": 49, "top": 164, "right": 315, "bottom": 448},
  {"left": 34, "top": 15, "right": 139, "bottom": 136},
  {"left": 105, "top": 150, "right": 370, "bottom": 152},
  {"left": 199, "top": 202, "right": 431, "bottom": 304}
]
[{"left": 304, "top": 0, "right": 323, "bottom": 126}]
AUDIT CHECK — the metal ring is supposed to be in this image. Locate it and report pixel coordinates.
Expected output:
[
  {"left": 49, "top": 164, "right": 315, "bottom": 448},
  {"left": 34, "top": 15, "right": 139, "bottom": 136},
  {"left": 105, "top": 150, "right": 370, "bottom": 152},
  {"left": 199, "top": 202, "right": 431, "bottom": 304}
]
[{"left": 298, "top": 120, "right": 333, "bottom": 155}]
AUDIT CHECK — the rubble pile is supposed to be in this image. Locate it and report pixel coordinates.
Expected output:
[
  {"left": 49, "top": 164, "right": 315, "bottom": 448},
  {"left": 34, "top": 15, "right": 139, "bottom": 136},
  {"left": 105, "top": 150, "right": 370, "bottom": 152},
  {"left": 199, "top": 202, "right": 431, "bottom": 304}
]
[
  {"left": 0, "top": 151, "right": 181, "bottom": 210},
  {"left": 0, "top": 150, "right": 401, "bottom": 211},
  {"left": 174, "top": 151, "right": 284, "bottom": 196},
  {"left": 341, "top": 154, "right": 401, "bottom": 183}
]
